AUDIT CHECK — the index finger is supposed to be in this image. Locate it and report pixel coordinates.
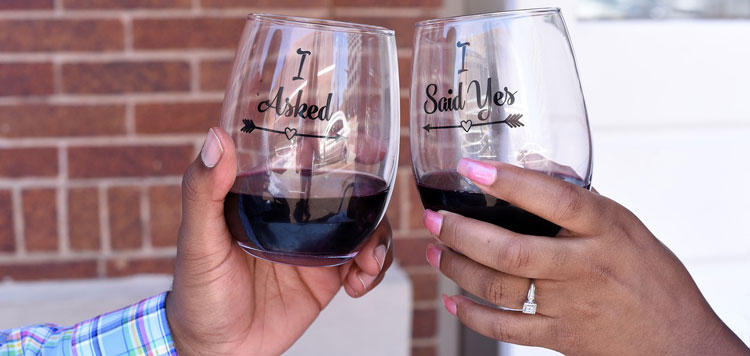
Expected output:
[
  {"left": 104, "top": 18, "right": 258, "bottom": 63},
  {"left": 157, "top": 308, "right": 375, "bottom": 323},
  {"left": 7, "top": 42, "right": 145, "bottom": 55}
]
[{"left": 456, "top": 158, "right": 609, "bottom": 235}]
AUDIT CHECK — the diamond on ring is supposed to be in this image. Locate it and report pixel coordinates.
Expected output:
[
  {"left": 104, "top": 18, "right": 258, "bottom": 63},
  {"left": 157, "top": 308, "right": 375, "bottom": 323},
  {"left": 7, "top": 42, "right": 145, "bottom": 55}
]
[{"left": 522, "top": 280, "right": 537, "bottom": 314}]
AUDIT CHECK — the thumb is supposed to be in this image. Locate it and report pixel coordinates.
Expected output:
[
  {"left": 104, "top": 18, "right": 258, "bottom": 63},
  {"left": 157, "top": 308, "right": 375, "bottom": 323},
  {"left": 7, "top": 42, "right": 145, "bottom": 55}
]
[{"left": 179, "top": 127, "right": 237, "bottom": 254}]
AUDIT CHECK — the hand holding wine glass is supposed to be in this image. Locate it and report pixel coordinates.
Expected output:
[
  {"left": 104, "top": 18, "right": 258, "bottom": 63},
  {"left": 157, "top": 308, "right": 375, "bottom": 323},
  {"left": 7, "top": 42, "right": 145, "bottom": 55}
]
[
  {"left": 411, "top": 8, "right": 748, "bottom": 355},
  {"left": 166, "top": 14, "right": 400, "bottom": 355},
  {"left": 166, "top": 127, "right": 394, "bottom": 356},
  {"left": 424, "top": 159, "right": 749, "bottom": 355}
]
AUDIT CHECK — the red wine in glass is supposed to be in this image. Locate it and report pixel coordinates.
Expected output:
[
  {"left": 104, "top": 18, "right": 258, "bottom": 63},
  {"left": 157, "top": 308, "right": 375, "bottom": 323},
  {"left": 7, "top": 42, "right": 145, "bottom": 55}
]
[
  {"left": 218, "top": 14, "right": 399, "bottom": 266},
  {"left": 225, "top": 170, "right": 389, "bottom": 266},
  {"left": 417, "top": 171, "right": 587, "bottom": 237},
  {"left": 410, "top": 9, "right": 593, "bottom": 238}
]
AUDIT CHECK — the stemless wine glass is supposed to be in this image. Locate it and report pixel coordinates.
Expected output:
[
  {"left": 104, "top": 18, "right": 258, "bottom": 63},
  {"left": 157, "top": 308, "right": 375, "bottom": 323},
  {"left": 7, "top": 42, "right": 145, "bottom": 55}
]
[
  {"left": 410, "top": 8, "right": 592, "bottom": 236},
  {"left": 220, "top": 14, "right": 400, "bottom": 267}
]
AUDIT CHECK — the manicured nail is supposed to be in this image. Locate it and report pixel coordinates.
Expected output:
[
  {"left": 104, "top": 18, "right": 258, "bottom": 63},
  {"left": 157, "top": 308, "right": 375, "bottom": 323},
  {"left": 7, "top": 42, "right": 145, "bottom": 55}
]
[
  {"left": 358, "top": 270, "right": 377, "bottom": 292},
  {"left": 201, "top": 128, "right": 223, "bottom": 168},
  {"left": 374, "top": 244, "right": 386, "bottom": 271},
  {"left": 457, "top": 158, "right": 497, "bottom": 185},
  {"left": 442, "top": 294, "right": 457, "bottom": 317},
  {"left": 426, "top": 243, "right": 441, "bottom": 269},
  {"left": 423, "top": 209, "right": 443, "bottom": 236}
]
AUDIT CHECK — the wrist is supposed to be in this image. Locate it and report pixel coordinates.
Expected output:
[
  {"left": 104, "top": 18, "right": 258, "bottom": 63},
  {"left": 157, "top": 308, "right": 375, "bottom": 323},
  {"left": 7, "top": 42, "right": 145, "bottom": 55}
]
[{"left": 165, "top": 291, "right": 202, "bottom": 356}]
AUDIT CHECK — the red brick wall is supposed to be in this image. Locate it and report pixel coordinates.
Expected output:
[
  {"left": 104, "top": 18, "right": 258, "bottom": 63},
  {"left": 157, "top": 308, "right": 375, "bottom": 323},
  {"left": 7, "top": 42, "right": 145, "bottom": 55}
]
[{"left": 0, "top": 1, "right": 442, "bottom": 354}]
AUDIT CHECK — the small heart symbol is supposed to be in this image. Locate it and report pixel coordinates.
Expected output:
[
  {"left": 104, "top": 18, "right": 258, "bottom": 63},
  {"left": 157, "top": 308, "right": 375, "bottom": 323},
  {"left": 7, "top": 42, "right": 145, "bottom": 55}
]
[
  {"left": 284, "top": 127, "right": 297, "bottom": 140},
  {"left": 460, "top": 120, "right": 472, "bottom": 132}
]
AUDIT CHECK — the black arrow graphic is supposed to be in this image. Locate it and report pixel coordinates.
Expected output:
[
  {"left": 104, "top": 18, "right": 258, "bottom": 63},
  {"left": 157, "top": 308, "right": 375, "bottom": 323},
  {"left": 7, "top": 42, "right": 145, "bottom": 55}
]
[
  {"left": 423, "top": 113, "right": 524, "bottom": 133},
  {"left": 241, "top": 119, "right": 342, "bottom": 140}
]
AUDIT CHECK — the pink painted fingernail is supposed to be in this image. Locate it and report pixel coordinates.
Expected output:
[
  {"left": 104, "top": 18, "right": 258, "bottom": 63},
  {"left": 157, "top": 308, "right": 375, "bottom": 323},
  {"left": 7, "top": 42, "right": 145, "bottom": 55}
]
[
  {"left": 358, "top": 270, "right": 377, "bottom": 292},
  {"left": 426, "top": 243, "right": 441, "bottom": 269},
  {"left": 423, "top": 209, "right": 443, "bottom": 236},
  {"left": 200, "top": 128, "right": 223, "bottom": 168},
  {"left": 374, "top": 244, "right": 386, "bottom": 271},
  {"left": 457, "top": 158, "right": 496, "bottom": 185},
  {"left": 442, "top": 294, "right": 457, "bottom": 317}
]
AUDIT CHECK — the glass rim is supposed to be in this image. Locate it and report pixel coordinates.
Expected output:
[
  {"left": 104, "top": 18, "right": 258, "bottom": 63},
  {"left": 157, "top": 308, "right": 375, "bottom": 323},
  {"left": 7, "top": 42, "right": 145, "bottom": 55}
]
[
  {"left": 247, "top": 13, "right": 395, "bottom": 36},
  {"left": 416, "top": 7, "right": 561, "bottom": 28}
]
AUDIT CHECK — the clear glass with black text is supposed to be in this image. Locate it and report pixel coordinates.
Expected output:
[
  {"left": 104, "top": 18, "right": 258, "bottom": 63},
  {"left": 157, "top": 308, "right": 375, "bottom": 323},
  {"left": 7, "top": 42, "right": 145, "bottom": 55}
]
[
  {"left": 220, "top": 14, "right": 400, "bottom": 266},
  {"left": 410, "top": 8, "right": 592, "bottom": 236}
]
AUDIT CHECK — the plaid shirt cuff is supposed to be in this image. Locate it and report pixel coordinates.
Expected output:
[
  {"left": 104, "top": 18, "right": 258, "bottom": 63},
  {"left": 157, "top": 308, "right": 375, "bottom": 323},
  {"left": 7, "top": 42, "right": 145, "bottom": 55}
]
[{"left": 0, "top": 291, "right": 177, "bottom": 356}]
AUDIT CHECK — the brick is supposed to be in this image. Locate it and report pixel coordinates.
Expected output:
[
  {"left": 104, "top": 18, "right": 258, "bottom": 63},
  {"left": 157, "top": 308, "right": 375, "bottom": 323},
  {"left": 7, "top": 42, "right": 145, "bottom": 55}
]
[
  {"left": 108, "top": 186, "right": 142, "bottom": 250},
  {"left": 386, "top": 172, "right": 406, "bottom": 230},
  {"left": 62, "top": 61, "right": 190, "bottom": 94},
  {"left": 68, "top": 145, "right": 194, "bottom": 179},
  {"left": 135, "top": 102, "right": 221, "bottom": 134},
  {"left": 0, "top": 63, "right": 53, "bottom": 96},
  {"left": 133, "top": 18, "right": 245, "bottom": 50},
  {"left": 393, "top": 236, "right": 431, "bottom": 267},
  {"left": 64, "top": 0, "right": 190, "bottom": 9},
  {"left": 68, "top": 187, "right": 100, "bottom": 251},
  {"left": 106, "top": 256, "right": 175, "bottom": 277},
  {"left": 23, "top": 189, "right": 58, "bottom": 252},
  {"left": 200, "top": 59, "right": 232, "bottom": 92},
  {"left": 409, "top": 270, "right": 438, "bottom": 301},
  {"left": 201, "top": 0, "right": 326, "bottom": 8},
  {"left": 412, "top": 307, "right": 437, "bottom": 338},
  {"left": 0, "top": 20, "right": 123, "bottom": 52},
  {"left": 0, "top": 104, "right": 125, "bottom": 138},
  {"left": 405, "top": 171, "right": 425, "bottom": 230},
  {"left": 412, "top": 346, "right": 437, "bottom": 356},
  {"left": 149, "top": 185, "right": 181, "bottom": 247},
  {"left": 0, "top": 0, "right": 53, "bottom": 9},
  {"left": 0, "top": 147, "right": 58, "bottom": 178},
  {"left": 333, "top": 0, "right": 441, "bottom": 6},
  {"left": 332, "top": 16, "right": 427, "bottom": 48},
  {"left": 399, "top": 135, "right": 411, "bottom": 166},
  {"left": 0, "top": 260, "right": 97, "bottom": 280},
  {"left": 398, "top": 56, "right": 412, "bottom": 90},
  {"left": 0, "top": 191, "right": 14, "bottom": 253},
  {"left": 400, "top": 96, "right": 410, "bottom": 129}
]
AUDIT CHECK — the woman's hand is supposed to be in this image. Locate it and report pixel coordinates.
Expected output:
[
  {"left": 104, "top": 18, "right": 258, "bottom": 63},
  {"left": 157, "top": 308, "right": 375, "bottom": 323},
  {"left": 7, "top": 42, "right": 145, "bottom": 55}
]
[
  {"left": 424, "top": 158, "right": 748, "bottom": 355},
  {"left": 166, "top": 128, "right": 393, "bottom": 356}
]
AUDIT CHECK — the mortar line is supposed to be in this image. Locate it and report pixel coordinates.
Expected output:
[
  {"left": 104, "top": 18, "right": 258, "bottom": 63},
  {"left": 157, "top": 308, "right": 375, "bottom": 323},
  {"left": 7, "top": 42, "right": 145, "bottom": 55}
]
[
  {"left": 11, "top": 188, "right": 26, "bottom": 256},
  {"left": 0, "top": 92, "right": 225, "bottom": 105},
  {"left": 57, "top": 145, "right": 69, "bottom": 255},
  {"left": 190, "top": 57, "right": 201, "bottom": 93},
  {"left": 0, "top": 51, "right": 235, "bottom": 62},
  {"left": 141, "top": 186, "right": 152, "bottom": 251},
  {"left": 0, "top": 247, "right": 178, "bottom": 263},
  {"left": 124, "top": 100, "right": 136, "bottom": 136}
]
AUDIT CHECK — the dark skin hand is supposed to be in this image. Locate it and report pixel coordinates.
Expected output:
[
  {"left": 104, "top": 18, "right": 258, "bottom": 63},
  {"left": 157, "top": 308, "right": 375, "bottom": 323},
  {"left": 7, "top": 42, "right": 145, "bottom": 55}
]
[
  {"left": 166, "top": 127, "right": 393, "bottom": 356},
  {"left": 424, "top": 158, "right": 749, "bottom": 355}
]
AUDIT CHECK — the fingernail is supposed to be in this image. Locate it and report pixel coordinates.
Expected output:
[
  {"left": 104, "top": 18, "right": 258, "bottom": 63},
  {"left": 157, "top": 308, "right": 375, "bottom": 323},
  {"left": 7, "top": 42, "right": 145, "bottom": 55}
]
[
  {"left": 201, "top": 128, "right": 223, "bottom": 168},
  {"left": 358, "top": 270, "right": 377, "bottom": 292},
  {"left": 426, "top": 243, "right": 441, "bottom": 269},
  {"left": 423, "top": 209, "right": 443, "bottom": 236},
  {"left": 442, "top": 294, "right": 457, "bottom": 317},
  {"left": 374, "top": 244, "right": 386, "bottom": 271},
  {"left": 457, "top": 158, "right": 496, "bottom": 185}
]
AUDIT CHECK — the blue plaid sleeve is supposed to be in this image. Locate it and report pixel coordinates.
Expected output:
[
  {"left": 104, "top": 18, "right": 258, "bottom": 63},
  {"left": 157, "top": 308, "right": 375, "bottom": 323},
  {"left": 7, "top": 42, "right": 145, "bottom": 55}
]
[{"left": 0, "top": 292, "right": 176, "bottom": 356}]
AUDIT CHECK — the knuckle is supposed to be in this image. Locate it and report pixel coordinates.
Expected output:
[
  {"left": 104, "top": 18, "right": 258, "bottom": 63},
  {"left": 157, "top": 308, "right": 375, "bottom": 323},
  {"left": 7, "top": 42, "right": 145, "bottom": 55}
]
[
  {"left": 181, "top": 167, "right": 202, "bottom": 202},
  {"left": 484, "top": 274, "right": 506, "bottom": 304},
  {"left": 442, "top": 216, "right": 460, "bottom": 248},
  {"left": 550, "top": 323, "right": 584, "bottom": 351},
  {"left": 552, "top": 184, "right": 585, "bottom": 223},
  {"left": 491, "top": 319, "right": 517, "bottom": 342},
  {"left": 499, "top": 239, "right": 531, "bottom": 273}
]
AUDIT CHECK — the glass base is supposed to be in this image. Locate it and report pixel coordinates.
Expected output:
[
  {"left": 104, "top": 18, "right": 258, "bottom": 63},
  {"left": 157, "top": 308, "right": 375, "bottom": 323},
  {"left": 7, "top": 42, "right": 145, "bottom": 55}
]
[{"left": 236, "top": 241, "right": 356, "bottom": 267}]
